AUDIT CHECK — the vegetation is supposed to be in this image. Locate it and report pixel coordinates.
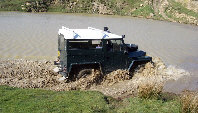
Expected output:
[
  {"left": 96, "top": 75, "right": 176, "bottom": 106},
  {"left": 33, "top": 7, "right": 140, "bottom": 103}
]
[
  {"left": 180, "top": 90, "right": 198, "bottom": 113},
  {"left": 0, "top": 0, "right": 25, "bottom": 11},
  {"left": 168, "top": 0, "right": 198, "bottom": 18},
  {"left": 0, "top": 0, "right": 48, "bottom": 12},
  {"left": 0, "top": 85, "right": 182, "bottom": 113},
  {"left": 165, "top": 0, "right": 198, "bottom": 24},
  {"left": 0, "top": 0, "right": 197, "bottom": 25},
  {"left": 0, "top": 85, "right": 114, "bottom": 113},
  {"left": 137, "top": 80, "right": 163, "bottom": 99},
  {"left": 132, "top": 5, "right": 154, "bottom": 18},
  {"left": 117, "top": 97, "right": 181, "bottom": 113}
]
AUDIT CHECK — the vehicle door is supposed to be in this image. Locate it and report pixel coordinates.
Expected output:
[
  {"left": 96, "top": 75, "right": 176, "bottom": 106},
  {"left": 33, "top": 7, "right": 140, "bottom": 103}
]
[{"left": 104, "top": 40, "right": 127, "bottom": 71}]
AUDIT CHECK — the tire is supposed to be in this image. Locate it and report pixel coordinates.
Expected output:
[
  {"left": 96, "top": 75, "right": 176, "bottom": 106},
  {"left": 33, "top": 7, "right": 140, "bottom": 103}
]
[{"left": 77, "top": 69, "right": 92, "bottom": 79}]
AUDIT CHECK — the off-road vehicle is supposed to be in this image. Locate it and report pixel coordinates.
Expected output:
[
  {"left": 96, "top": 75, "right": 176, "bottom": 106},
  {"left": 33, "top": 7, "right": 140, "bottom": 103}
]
[{"left": 54, "top": 26, "right": 152, "bottom": 79}]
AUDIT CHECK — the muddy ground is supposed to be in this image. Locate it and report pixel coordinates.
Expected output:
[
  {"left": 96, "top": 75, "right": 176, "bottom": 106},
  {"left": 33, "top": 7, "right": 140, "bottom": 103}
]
[{"left": 0, "top": 57, "right": 189, "bottom": 98}]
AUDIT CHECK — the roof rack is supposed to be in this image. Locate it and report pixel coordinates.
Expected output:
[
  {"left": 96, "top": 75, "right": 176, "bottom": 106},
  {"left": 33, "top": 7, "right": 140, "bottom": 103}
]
[{"left": 58, "top": 26, "right": 123, "bottom": 40}]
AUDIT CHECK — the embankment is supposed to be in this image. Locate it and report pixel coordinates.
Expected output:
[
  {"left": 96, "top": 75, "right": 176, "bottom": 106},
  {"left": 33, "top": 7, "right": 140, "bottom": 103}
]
[{"left": 0, "top": 0, "right": 198, "bottom": 25}]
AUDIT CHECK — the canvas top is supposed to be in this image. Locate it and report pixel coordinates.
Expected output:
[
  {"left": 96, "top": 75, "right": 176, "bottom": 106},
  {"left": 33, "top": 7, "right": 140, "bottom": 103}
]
[{"left": 58, "top": 26, "right": 123, "bottom": 40}]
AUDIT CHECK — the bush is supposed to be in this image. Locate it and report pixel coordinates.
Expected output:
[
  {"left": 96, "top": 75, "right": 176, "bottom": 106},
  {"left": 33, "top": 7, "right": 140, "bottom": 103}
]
[
  {"left": 180, "top": 90, "right": 198, "bottom": 113},
  {"left": 137, "top": 78, "right": 163, "bottom": 99}
]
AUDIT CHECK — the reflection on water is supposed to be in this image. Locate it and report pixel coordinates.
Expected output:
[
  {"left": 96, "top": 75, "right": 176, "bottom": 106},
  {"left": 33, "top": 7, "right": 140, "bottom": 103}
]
[{"left": 0, "top": 12, "right": 198, "bottom": 92}]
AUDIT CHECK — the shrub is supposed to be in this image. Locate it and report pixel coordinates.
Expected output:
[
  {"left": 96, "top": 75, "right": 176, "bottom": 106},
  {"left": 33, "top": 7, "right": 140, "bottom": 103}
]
[
  {"left": 180, "top": 90, "right": 198, "bottom": 113},
  {"left": 137, "top": 76, "right": 163, "bottom": 99}
]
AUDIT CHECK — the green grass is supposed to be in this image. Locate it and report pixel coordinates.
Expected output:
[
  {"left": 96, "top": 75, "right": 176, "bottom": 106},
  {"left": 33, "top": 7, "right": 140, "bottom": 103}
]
[
  {"left": 0, "top": 0, "right": 27, "bottom": 11},
  {"left": 0, "top": 85, "right": 114, "bottom": 113},
  {"left": 0, "top": 85, "right": 181, "bottom": 113},
  {"left": 48, "top": 5, "right": 67, "bottom": 13},
  {"left": 168, "top": 0, "right": 198, "bottom": 18},
  {"left": 132, "top": 5, "right": 154, "bottom": 18},
  {"left": 117, "top": 97, "right": 181, "bottom": 113},
  {"left": 165, "top": 0, "right": 198, "bottom": 23},
  {"left": 0, "top": 0, "right": 45, "bottom": 11}
]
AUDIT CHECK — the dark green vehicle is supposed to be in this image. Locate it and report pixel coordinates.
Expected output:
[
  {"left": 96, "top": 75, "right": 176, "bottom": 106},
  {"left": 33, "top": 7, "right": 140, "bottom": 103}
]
[{"left": 54, "top": 26, "right": 152, "bottom": 80}]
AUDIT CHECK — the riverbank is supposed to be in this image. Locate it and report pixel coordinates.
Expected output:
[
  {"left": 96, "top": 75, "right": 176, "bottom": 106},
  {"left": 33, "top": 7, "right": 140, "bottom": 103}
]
[
  {"left": 0, "top": 0, "right": 198, "bottom": 25},
  {"left": 1, "top": 85, "right": 198, "bottom": 113},
  {"left": 0, "top": 85, "right": 182, "bottom": 113}
]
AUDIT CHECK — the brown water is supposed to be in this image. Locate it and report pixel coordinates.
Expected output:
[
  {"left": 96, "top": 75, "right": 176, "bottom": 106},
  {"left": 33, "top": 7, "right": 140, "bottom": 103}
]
[{"left": 0, "top": 12, "right": 198, "bottom": 92}]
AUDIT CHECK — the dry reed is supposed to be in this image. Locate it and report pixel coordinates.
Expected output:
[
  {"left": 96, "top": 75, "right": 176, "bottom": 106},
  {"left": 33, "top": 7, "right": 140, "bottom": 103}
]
[
  {"left": 180, "top": 90, "right": 198, "bottom": 113},
  {"left": 137, "top": 76, "right": 164, "bottom": 99}
]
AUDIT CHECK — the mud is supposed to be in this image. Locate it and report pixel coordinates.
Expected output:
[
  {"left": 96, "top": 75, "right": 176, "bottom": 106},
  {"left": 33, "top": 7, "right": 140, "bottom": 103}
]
[{"left": 0, "top": 57, "right": 189, "bottom": 98}]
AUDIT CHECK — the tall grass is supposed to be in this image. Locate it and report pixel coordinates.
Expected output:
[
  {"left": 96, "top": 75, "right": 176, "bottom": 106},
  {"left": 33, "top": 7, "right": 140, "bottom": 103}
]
[
  {"left": 137, "top": 79, "right": 163, "bottom": 99},
  {"left": 181, "top": 90, "right": 198, "bottom": 113}
]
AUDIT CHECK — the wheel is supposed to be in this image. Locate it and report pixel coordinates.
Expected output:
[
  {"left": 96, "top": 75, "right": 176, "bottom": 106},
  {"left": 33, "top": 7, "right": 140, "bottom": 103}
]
[{"left": 77, "top": 69, "right": 92, "bottom": 79}]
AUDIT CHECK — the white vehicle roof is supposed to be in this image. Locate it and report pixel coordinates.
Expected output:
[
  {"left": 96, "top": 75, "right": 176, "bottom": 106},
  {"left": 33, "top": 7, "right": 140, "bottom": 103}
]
[{"left": 58, "top": 26, "right": 123, "bottom": 40}]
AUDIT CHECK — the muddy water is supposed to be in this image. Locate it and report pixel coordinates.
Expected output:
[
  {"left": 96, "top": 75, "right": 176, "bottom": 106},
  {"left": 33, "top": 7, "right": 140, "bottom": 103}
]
[{"left": 0, "top": 12, "right": 198, "bottom": 92}]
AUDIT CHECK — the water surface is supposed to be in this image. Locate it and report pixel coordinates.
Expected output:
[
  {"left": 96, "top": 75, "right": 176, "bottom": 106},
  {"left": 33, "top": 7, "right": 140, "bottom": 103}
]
[{"left": 0, "top": 12, "right": 198, "bottom": 92}]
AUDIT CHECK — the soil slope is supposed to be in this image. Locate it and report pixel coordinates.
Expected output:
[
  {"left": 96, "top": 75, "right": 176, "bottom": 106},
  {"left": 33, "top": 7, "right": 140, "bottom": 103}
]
[{"left": 0, "top": 0, "right": 198, "bottom": 25}]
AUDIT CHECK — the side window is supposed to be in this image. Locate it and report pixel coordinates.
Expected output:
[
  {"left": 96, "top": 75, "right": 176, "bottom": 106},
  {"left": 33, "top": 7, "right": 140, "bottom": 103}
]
[
  {"left": 92, "top": 40, "right": 102, "bottom": 49},
  {"left": 111, "top": 40, "right": 122, "bottom": 52},
  {"left": 68, "top": 40, "right": 90, "bottom": 49},
  {"left": 68, "top": 40, "right": 102, "bottom": 50}
]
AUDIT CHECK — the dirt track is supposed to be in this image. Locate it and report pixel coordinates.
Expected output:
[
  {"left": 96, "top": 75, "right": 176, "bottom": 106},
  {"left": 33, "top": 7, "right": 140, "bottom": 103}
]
[{"left": 0, "top": 57, "right": 189, "bottom": 98}]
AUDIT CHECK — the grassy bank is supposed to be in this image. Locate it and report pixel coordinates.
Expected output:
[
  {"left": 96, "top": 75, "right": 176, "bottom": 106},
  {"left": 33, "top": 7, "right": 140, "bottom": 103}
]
[
  {"left": 0, "top": 0, "right": 25, "bottom": 11},
  {"left": 0, "top": 85, "right": 113, "bottom": 113},
  {"left": 0, "top": 85, "right": 181, "bottom": 113},
  {"left": 0, "top": 0, "right": 197, "bottom": 25}
]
